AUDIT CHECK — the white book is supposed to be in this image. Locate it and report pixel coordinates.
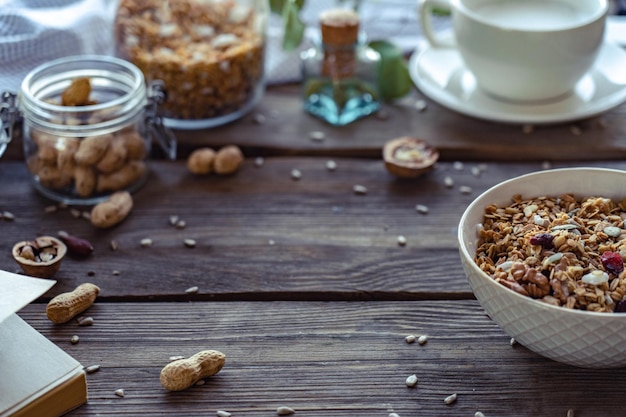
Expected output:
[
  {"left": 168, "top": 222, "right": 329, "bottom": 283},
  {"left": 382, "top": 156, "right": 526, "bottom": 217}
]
[{"left": 0, "top": 270, "right": 87, "bottom": 417}]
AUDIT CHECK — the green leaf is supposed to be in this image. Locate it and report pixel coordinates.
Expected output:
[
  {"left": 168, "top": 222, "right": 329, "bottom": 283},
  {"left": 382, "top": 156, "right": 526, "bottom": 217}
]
[
  {"left": 368, "top": 40, "right": 412, "bottom": 100},
  {"left": 269, "top": 0, "right": 305, "bottom": 15},
  {"left": 281, "top": 0, "right": 306, "bottom": 51}
]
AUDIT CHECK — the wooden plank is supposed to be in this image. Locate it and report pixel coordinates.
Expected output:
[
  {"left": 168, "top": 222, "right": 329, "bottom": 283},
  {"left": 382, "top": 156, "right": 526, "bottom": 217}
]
[
  {"left": 18, "top": 301, "right": 626, "bottom": 417},
  {"left": 3, "top": 160, "right": 626, "bottom": 299},
  {"left": 5, "top": 85, "right": 626, "bottom": 162}
]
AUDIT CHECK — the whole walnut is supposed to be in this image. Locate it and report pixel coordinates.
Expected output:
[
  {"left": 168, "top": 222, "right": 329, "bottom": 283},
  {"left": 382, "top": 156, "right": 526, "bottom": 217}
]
[{"left": 214, "top": 145, "right": 244, "bottom": 175}]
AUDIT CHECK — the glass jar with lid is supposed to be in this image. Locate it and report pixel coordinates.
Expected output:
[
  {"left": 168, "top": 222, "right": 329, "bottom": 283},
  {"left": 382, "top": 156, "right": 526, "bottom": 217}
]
[
  {"left": 115, "top": 0, "right": 268, "bottom": 130},
  {"left": 2, "top": 55, "right": 176, "bottom": 205}
]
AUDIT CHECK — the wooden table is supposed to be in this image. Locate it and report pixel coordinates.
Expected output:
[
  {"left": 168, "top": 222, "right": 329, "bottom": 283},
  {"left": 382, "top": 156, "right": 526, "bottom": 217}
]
[{"left": 4, "top": 84, "right": 626, "bottom": 416}]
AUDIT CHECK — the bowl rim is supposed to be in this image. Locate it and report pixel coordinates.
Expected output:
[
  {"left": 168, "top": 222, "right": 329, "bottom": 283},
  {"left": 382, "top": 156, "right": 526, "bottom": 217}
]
[{"left": 458, "top": 166, "right": 626, "bottom": 319}]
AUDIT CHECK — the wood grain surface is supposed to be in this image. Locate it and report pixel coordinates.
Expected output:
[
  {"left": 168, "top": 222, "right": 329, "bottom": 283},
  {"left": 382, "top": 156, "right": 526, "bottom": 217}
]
[{"left": 3, "top": 84, "right": 626, "bottom": 417}]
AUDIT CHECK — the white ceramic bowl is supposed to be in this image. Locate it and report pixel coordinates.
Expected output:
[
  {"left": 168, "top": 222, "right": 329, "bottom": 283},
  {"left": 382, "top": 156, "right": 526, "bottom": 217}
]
[{"left": 458, "top": 167, "right": 626, "bottom": 368}]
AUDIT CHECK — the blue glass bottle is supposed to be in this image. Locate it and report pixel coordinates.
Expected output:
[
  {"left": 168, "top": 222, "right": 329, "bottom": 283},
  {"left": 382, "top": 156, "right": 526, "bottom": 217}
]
[{"left": 301, "top": 9, "right": 381, "bottom": 126}]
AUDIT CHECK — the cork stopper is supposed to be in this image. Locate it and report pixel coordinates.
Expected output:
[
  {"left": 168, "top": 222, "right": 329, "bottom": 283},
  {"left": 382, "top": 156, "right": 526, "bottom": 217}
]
[{"left": 319, "top": 8, "right": 359, "bottom": 46}]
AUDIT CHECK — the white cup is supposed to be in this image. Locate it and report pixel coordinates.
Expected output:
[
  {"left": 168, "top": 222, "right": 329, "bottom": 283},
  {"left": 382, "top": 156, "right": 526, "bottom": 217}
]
[{"left": 419, "top": 0, "right": 608, "bottom": 102}]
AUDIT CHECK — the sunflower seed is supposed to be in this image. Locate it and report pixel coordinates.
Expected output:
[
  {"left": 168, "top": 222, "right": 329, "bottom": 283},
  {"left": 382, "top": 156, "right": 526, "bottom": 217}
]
[
  {"left": 77, "top": 316, "right": 94, "bottom": 326},
  {"left": 84, "top": 365, "right": 100, "bottom": 374},
  {"left": 405, "top": 335, "right": 416, "bottom": 344},
  {"left": 459, "top": 185, "right": 472, "bottom": 195},
  {"left": 415, "top": 204, "right": 429, "bottom": 214},
  {"left": 405, "top": 374, "right": 418, "bottom": 387},
  {"left": 277, "top": 406, "right": 295, "bottom": 415},
  {"left": 184, "top": 239, "right": 196, "bottom": 248},
  {"left": 353, "top": 185, "right": 368, "bottom": 195},
  {"left": 185, "top": 286, "right": 199, "bottom": 294},
  {"left": 70, "top": 335, "right": 80, "bottom": 344},
  {"left": 114, "top": 389, "right": 125, "bottom": 398},
  {"left": 417, "top": 335, "right": 428, "bottom": 345},
  {"left": 309, "top": 131, "right": 326, "bottom": 141},
  {"left": 444, "top": 393, "right": 457, "bottom": 405}
]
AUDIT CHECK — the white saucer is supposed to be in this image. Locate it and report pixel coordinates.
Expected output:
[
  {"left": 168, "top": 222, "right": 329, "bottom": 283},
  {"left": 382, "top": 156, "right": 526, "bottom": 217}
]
[{"left": 408, "top": 42, "right": 626, "bottom": 124}]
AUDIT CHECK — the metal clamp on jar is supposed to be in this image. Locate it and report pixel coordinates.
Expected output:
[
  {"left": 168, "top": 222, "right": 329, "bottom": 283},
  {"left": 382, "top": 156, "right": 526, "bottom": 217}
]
[{"left": 1, "top": 55, "right": 177, "bottom": 205}]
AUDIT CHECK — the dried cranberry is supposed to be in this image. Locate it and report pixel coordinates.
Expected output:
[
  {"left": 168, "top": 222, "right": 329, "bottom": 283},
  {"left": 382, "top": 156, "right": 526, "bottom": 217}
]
[
  {"left": 529, "top": 233, "right": 554, "bottom": 249},
  {"left": 601, "top": 251, "right": 624, "bottom": 276},
  {"left": 615, "top": 299, "right": 626, "bottom": 313}
]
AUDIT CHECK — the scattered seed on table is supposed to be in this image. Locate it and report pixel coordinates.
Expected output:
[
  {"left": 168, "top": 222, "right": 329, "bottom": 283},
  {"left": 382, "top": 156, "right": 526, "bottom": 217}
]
[
  {"left": 70, "top": 209, "right": 81, "bottom": 218},
  {"left": 184, "top": 239, "right": 196, "bottom": 248},
  {"left": 112, "top": 270, "right": 120, "bottom": 276},
  {"left": 140, "top": 238, "right": 152, "bottom": 248},
  {"left": 510, "top": 337, "right": 517, "bottom": 346},
  {"left": 326, "top": 160, "right": 337, "bottom": 171},
  {"left": 309, "top": 130, "right": 326, "bottom": 141},
  {"left": 216, "top": 411, "right": 232, "bottom": 417},
  {"left": 415, "top": 99, "right": 427, "bottom": 112},
  {"left": 453, "top": 161, "right": 464, "bottom": 171},
  {"left": 2, "top": 211, "right": 15, "bottom": 221},
  {"left": 176, "top": 220, "right": 187, "bottom": 229},
  {"left": 114, "top": 389, "right": 125, "bottom": 398},
  {"left": 44, "top": 205, "right": 58, "bottom": 214},
  {"left": 77, "top": 316, "right": 94, "bottom": 326},
  {"left": 541, "top": 161, "right": 552, "bottom": 170},
  {"left": 70, "top": 335, "right": 80, "bottom": 344},
  {"left": 567, "top": 409, "right": 575, "bottom": 417},
  {"left": 415, "top": 204, "right": 429, "bottom": 214},
  {"left": 570, "top": 125, "right": 582, "bottom": 136},
  {"left": 459, "top": 185, "right": 473, "bottom": 195},
  {"left": 417, "top": 335, "right": 428, "bottom": 345},
  {"left": 81, "top": 211, "right": 91, "bottom": 220},
  {"left": 397, "top": 235, "right": 407, "bottom": 246},
  {"left": 291, "top": 169, "right": 302, "bottom": 180},
  {"left": 444, "top": 393, "right": 457, "bottom": 405},
  {"left": 277, "top": 406, "right": 295, "bottom": 415},
  {"left": 253, "top": 113, "right": 266, "bottom": 124},
  {"left": 353, "top": 184, "right": 368, "bottom": 195},
  {"left": 84, "top": 365, "right": 100, "bottom": 374},
  {"left": 475, "top": 412, "right": 486, "bottom": 417},
  {"left": 522, "top": 124, "right": 534, "bottom": 134},
  {"left": 185, "top": 286, "right": 199, "bottom": 294},
  {"left": 444, "top": 176, "right": 454, "bottom": 188},
  {"left": 389, "top": 413, "right": 400, "bottom": 417},
  {"left": 169, "top": 215, "right": 179, "bottom": 226},
  {"left": 195, "top": 379, "right": 206, "bottom": 386},
  {"left": 169, "top": 355, "right": 185, "bottom": 362},
  {"left": 471, "top": 166, "right": 482, "bottom": 177},
  {"left": 255, "top": 156, "right": 265, "bottom": 167},
  {"left": 405, "top": 335, "right": 416, "bottom": 344},
  {"left": 405, "top": 374, "right": 418, "bottom": 387}
]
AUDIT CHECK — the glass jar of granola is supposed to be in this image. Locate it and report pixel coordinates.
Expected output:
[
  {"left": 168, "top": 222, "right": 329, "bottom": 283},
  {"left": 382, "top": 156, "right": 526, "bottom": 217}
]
[
  {"left": 8, "top": 55, "right": 176, "bottom": 205},
  {"left": 115, "top": 0, "right": 268, "bottom": 129}
]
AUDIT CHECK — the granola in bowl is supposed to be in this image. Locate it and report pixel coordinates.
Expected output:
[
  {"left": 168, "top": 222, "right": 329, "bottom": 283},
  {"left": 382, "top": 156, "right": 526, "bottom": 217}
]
[
  {"left": 458, "top": 168, "right": 626, "bottom": 368},
  {"left": 475, "top": 193, "right": 626, "bottom": 313}
]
